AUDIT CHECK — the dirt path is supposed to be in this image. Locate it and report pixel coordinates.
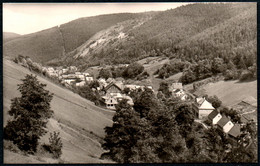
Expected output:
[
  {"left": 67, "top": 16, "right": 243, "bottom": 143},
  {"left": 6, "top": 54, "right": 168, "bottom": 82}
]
[{"left": 240, "top": 109, "right": 256, "bottom": 115}]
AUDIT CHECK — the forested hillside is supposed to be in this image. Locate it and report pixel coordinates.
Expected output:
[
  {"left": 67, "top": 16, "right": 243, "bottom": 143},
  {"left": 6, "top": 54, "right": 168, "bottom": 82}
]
[
  {"left": 4, "top": 3, "right": 256, "bottom": 83},
  {"left": 73, "top": 3, "right": 256, "bottom": 64},
  {"left": 3, "top": 13, "right": 139, "bottom": 64},
  {"left": 4, "top": 27, "right": 64, "bottom": 63},
  {"left": 63, "top": 3, "right": 256, "bottom": 74},
  {"left": 59, "top": 13, "right": 139, "bottom": 53}
]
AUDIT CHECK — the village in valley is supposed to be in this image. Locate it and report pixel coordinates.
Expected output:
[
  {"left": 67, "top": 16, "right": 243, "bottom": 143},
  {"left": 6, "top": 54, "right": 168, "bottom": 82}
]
[
  {"left": 15, "top": 55, "right": 256, "bottom": 151},
  {"left": 3, "top": 2, "right": 257, "bottom": 164}
]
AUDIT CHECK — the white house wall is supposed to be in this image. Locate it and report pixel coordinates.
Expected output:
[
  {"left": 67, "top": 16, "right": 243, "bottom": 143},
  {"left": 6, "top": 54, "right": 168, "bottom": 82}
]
[
  {"left": 223, "top": 121, "right": 234, "bottom": 133},
  {"left": 212, "top": 114, "right": 222, "bottom": 125}
]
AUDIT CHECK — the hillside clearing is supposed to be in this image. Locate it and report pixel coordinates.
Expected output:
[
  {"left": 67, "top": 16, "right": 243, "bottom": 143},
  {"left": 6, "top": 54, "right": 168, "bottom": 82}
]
[{"left": 195, "top": 80, "right": 257, "bottom": 107}]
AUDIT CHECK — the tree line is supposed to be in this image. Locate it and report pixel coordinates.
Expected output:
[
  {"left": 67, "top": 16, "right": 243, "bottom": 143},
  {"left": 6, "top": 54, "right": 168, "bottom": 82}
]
[{"left": 102, "top": 87, "right": 257, "bottom": 163}]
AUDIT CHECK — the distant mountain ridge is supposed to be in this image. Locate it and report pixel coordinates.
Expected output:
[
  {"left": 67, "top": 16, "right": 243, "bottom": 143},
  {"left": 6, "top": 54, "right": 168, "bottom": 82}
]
[
  {"left": 3, "top": 32, "right": 21, "bottom": 43},
  {"left": 3, "top": 13, "right": 141, "bottom": 63},
  {"left": 3, "top": 3, "right": 256, "bottom": 69}
]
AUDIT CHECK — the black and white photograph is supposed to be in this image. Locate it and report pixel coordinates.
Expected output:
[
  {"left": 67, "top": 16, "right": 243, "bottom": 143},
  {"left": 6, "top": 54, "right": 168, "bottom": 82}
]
[{"left": 2, "top": 2, "right": 257, "bottom": 164}]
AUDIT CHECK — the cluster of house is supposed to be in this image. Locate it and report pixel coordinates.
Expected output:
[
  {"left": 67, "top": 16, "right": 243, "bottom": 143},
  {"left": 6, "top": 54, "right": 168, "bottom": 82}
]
[
  {"left": 208, "top": 110, "right": 241, "bottom": 139},
  {"left": 42, "top": 66, "right": 94, "bottom": 87},
  {"left": 101, "top": 82, "right": 192, "bottom": 110},
  {"left": 42, "top": 66, "right": 77, "bottom": 78},
  {"left": 192, "top": 97, "right": 241, "bottom": 139},
  {"left": 60, "top": 72, "right": 94, "bottom": 87},
  {"left": 99, "top": 79, "right": 153, "bottom": 110}
]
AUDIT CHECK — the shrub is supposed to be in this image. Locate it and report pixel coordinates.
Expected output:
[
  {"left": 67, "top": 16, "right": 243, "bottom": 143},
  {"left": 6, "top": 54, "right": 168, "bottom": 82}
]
[
  {"left": 13, "top": 58, "right": 18, "bottom": 64},
  {"left": 43, "top": 131, "right": 63, "bottom": 159},
  {"left": 224, "top": 70, "right": 237, "bottom": 80},
  {"left": 204, "top": 119, "right": 212, "bottom": 126},
  {"left": 239, "top": 70, "right": 253, "bottom": 81},
  {"left": 137, "top": 71, "right": 150, "bottom": 80},
  {"left": 207, "top": 95, "right": 222, "bottom": 109}
]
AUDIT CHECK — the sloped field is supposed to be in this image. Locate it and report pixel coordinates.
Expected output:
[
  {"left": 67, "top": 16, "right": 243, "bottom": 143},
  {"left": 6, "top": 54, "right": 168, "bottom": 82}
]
[
  {"left": 199, "top": 80, "right": 257, "bottom": 107},
  {"left": 3, "top": 59, "right": 114, "bottom": 163}
]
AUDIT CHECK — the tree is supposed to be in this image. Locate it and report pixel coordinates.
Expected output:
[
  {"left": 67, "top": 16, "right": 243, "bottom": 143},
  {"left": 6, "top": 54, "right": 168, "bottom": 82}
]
[
  {"left": 102, "top": 95, "right": 189, "bottom": 163},
  {"left": 220, "top": 107, "right": 241, "bottom": 123},
  {"left": 4, "top": 74, "right": 54, "bottom": 153},
  {"left": 180, "top": 68, "right": 196, "bottom": 85},
  {"left": 123, "top": 62, "right": 144, "bottom": 79},
  {"left": 211, "top": 58, "right": 226, "bottom": 74},
  {"left": 174, "top": 103, "right": 195, "bottom": 138},
  {"left": 158, "top": 82, "right": 171, "bottom": 98},
  {"left": 17, "top": 54, "right": 25, "bottom": 63},
  {"left": 204, "top": 127, "right": 226, "bottom": 162},
  {"left": 133, "top": 87, "right": 158, "bottom": 118},
  {"left": 102, "top": 99, "right": 142, "bottom": 163},
  {"left": 157, "top": 91, "right": 166, "bottom": 101},
  {"left": 13, "top": 57, "right": 18, "bottom": 64},
  {"left": 88, "top": 80, "right": 99, "bottom": 90},
  {"left": 207, "top": 95, "right": 222, "bottom": 109},
  {"left": 98, "top": 68, "right": 112, "bottom": 79},
  {"left": 224, "top": 69, "right": 238, "bottom": 80},
  {"left": 43, "top": 131, "right": 63, "bottom": 159},
  {"left": 236, "top": 56, "right": 247, "bottom": 69},
  {"left": 239, "top": 70, "right": 254, "bottom": 81}
]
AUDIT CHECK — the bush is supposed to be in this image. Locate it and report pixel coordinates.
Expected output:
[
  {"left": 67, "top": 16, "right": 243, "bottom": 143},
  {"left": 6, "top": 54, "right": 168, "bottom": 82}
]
[
  {"left": 207, "top": 95, "right": 222, "bottom": 109},
  {"left": 136, "top": 71, "right": 150, "bottom": 80},
  {"left": 224, "top": 70, "right": 238, "bottom": 80},
  {"left": 239, "top": 70, "right": 253, "bottom": 81},
  {"left": 204, "top": 119, "right": 212, "bottom": 126},
  {"left": 43, "top": 131, "right": 63, "bottom": 159},
  {"left": 13, "top": 58, "right": 18, "bottom": 64}
]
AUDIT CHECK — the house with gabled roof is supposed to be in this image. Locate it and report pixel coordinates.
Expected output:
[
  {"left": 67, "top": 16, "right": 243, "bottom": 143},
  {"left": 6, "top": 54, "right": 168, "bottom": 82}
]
[
  {"left": 193, "top": 97, "right": 215, "bottom": 119},
  {"left": 102, "top": 93, "right": 134, "bottom": 110},
  {"left": 208, "top": 110, "right": 222, "bottom": 125},
  {"left": 104, "top": 82, "right": 123, "bottom": 98},
  {"left": 217, "top": 116, "right": 234, "bottom": 133},
  {"left": 228, "top": 124, "right": 241, "bottom": 138},
  {"left": 102, "top": 95, "right": 118, "bottom": 110}
]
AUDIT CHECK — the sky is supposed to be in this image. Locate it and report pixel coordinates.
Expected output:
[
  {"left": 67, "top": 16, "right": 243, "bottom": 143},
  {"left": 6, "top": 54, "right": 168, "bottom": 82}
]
[{"left": 3, "top": 3, "right": 190, "bottom": 35}]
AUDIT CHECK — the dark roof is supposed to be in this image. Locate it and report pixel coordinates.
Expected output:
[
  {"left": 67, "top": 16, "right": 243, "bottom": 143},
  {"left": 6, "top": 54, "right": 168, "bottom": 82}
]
[
  {"left": 208, "top": 110, "right": 219, "bottom": 120},
  {"left": 228, "top": 124, "right": 241, "bottom": 138},
  {"left": 240, "top": 115, "right": 250, "bottom": 124},
  {"left": 217, "top": 116, "right": 230, "bottom": 128},
  {"left": 104, "top": 82, "right": 123, "bottom": 91}
]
